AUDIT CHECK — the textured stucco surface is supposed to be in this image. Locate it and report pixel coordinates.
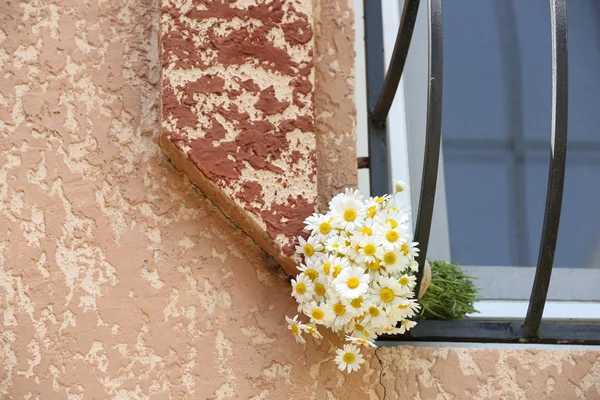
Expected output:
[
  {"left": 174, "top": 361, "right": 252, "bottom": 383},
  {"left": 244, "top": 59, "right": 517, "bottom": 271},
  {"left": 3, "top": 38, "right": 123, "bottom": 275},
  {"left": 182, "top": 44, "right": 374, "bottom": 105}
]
[
  {"left": 313, "top": 0, "right": 358, "bottom": 212},
  {"left": 379, "top": 347, "right": 600, "bottom": 400},
  {"left": 1, "top": 0, "right": 599, "bottom": 399},
  {"left": 160, "top": 0, "right": 317, "bottom": 274}
]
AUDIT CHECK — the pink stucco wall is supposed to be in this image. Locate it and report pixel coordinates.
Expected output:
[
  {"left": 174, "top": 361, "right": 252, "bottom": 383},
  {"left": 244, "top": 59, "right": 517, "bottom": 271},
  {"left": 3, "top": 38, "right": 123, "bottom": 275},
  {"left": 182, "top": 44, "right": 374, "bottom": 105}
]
[{"left": 0, "top": 0, "right": 599, "bottom": 399}]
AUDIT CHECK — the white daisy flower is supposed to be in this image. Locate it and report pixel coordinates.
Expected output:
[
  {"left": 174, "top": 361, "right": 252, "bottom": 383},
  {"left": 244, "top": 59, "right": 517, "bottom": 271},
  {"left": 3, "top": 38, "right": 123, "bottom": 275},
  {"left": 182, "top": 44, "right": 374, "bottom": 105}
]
[
  {"left": 398, "top": 319, "right": 417, "bottom": 334},
  {"left": 400, "top": 240, "right": 419, "bottom": 259},
  {"left": 314, "top": 274, "right": 333, "bottom": 302},
  {"left": 330, "top": 188, "right": 364, "bottom": 207},
  {"left": 295, "top": 236, "right": 324, "bottom": 259},
  {"left": 370, "top": 276, "right": 404, "bottom": 309},
  {"left": 287, "top": 186, "right": 421, "bottom": 373},
  {"left": 330, "top": 257, "right": 351, "bottom": 279},
  {"left": 297, "top": 258, "right": 321, "bottom": 282},
  {"left": 409, "top": 259, "right": 420, "bottom": 272},
  {"left": 286, "top": 315, "right": 306, "bottom": 344},
  {"left": 373, "top": 224, "right": 408, "bottom": 251},
  {"left": 366, "top": 195, "right": 390, "bottom": 212},
  {"left": 380, "top": 249, "right": 407, "bottom": 274},
  {"left": 291, "top": 273, "right": 315, "bottom": 303},
  {"left": 305, "top": 323, "right": 323, "bottom": 340},
  {"left": 366, "top": 258, "right": 384, "bottom": 274},
  {"left": 328, "top": 300, "right": 355, "bottom": 329},
  {"left": 394, "top": 298, "right": 421, "bottom": 319},
  {"left": 303, "top": 301, "right": 334, "bottom": 326},
  {"left": 355, "top": 235, "right": 384, "bottom": 264},
  {"left": 325, "top": 234, "right": 350, "bottom": 256},
  {"left": 319, "top": 255, "right": 345, "bottom": 277},
  {"left": 330, "top": 192, "right": 366, "bottom": 232},
  {"left": 334, "top": 344, "right": 364, "bottom": 373},
  {"left": 361, "top": 304, "right": 388, "bottom": 328},
  {"left": 393, "top": 180, "right": 409, "bottom": 193},
  {"left": 304, "top": 213, "right": 334, "bottom": 240},
  {"left": 375, "top": 208, "right": 409, "bottom": 231},
  {"left": 345, "top": 335, "right": 378, "bottom": 348},
  {"left": 365, "top": 203, "right": 378, "bottom": 219},
  {"left": 333, "top": 266, "right": 370, "bottom": 298},
  {"left": 342, "top": 295, "right": 368, "bottom": 316},
  {"left": 345, "top": 321, "right": 376, "bottom": 340},
  {"left": 374, "top": 325, "right": 405, "bottom": 336},
  {"left": 397, "top": 274, "right": 417, "bottom": 294}
]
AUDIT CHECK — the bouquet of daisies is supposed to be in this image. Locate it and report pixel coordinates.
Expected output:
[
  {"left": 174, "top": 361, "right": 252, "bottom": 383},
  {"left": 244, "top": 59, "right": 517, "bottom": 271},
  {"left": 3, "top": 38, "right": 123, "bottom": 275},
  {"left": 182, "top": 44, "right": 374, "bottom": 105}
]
[{"left": 285, "top": 183, "right": 421, "bottom": 373}]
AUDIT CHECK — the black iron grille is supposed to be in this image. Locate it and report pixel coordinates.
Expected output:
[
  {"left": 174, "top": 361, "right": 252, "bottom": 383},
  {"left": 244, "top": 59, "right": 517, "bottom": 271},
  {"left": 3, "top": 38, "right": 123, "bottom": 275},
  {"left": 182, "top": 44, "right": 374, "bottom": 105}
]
[{"left": 362, "top": 0, "right": 600, "bottom": 344}]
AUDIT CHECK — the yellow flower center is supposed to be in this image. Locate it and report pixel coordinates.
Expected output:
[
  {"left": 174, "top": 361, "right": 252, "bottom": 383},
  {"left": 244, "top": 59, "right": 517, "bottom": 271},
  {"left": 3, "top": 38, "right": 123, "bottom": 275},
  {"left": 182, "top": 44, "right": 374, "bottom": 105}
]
[
  {"left": 333, "top": 265, "right": 342, "bottom": 278},
  {"left": 364, "top": 244, "right": 376, "bottom": 256},
  {"left": 347, "top": 277, "right": 360, "bottom": 289},
  {"left": 291, "top": 323, "right": 299, "bottom": 336},
  {"left": 323, "top": 262, "right": 331, "bottom": 275},
  {"left": 401, "top": 243, "right": 409, "bottom": 255},
  {"left": 367, "top": 206, "right": 376, "bottom": 218},
  {"left": 386, "top": 230, "right": 399, "bottom": 242},
  {"left": 296, "top": 282, "right": 307, "bottom": 295},
  {"left": 361, "top": 227, "right": 372, "bottom": 236},
  {"left": 386, "top": 219, "right": 398, "bottom": 229},
  {"left": 319, "top": 221, "right": 331, "bottom": 234},
  {"left": 380, "top": 288, "right": 395, "bottom": 303},
  {"left": 398, "top": 303, "right": 410, "bottom": 310},
  {"left": 351, "top": 297, "right": 364, "bottom": 308},
  {"left": 332, "top": 243, "right": 339, "bottom": 249},
  {"left": 384, "top": 252, "right": 397, "bottom": 265},
  {"left": 375, "top": 196, "right": 385, "bottom": 203},
  {"left": 343, "top": 352, "right": 355, "bottom": 364},
  {"left": 315, "top": 283, "right": 326, "bottom": 296},
  {"left": 399, "top": 276, "right": 410, "bottom": 286},
  {"left": 354, "top": 323, "right": 364, "bottom": 331},
  {"left": 343, "top": 209, "right": 357, "bottom": 222},
  {"left": 305, "top": 269, "right": 319, "bottom": 281},
  {"left": 368, "top": 260, "right": 381, "bottom": 271},
  {"left": 334, "top": 303, "right": 346, "bottom": 316},
  {"left": 304, "top": 244, "right": 315, "bottom": 257},
  {"left": 311, "top": 309, "right": 324, "bottom": 320},
  {"left": 368, "top": 306, "right": 380, "bottom": 317}
]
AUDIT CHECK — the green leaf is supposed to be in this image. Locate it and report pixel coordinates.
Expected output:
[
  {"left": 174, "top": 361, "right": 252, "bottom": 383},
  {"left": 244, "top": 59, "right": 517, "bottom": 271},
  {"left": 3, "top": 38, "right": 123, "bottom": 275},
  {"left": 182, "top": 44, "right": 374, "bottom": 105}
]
[{"left": 419, "top": 260, "right": 481, "bottom": 320}]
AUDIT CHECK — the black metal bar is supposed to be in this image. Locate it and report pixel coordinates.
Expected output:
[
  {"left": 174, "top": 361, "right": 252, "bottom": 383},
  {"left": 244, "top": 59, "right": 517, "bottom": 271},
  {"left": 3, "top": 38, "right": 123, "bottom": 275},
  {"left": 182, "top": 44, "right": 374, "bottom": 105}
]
[
  {"left": 363, "top": 0, "right": 390, "bottom": 196},
  {"left": 413, "top": 0, "right": 443, "bottom": 297},
  {"left": 379, "top": 320, "right": 600, "bottom": 345},
  {"left": 523, "top": 0, "right": 569, "bottom": 338},
  {"left": 372, "top": 0, "right": 420, "bottom": 122},
  {"left": 357, "top": 157, "right": 369, "bottom": 169}
]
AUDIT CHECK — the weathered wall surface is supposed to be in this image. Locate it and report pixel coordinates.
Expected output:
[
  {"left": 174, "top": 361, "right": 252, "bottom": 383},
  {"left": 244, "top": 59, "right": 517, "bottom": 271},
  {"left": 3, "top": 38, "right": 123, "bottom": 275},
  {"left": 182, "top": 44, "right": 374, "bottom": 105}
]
[
  {"left": 379, "top": 346, "right": 600, "bottom": 399},
  {"left": 0, "top": 0, "right": 381, "bottom": 398},
  {"left": 160, "top": 0, "right": 318, "bottom": 274},
  {"left": 0, "top": 0, "right": 598, "bottom": 399}
]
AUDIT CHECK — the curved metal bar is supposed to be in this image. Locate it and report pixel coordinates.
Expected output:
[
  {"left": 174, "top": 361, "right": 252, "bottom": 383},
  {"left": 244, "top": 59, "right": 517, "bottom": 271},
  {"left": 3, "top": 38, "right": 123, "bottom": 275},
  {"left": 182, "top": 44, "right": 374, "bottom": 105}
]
[
  {"left": 372, "top": 0, "right": 421, "bottom": 122},
  {"left": 524, "top": 0, "right": 569, "bottom": 338},
  {"left": 413, "top": 0, "right": 443, "bottom": 297},
  {"left": 363, "top": 0, "right": 390, "bottom": 195}
]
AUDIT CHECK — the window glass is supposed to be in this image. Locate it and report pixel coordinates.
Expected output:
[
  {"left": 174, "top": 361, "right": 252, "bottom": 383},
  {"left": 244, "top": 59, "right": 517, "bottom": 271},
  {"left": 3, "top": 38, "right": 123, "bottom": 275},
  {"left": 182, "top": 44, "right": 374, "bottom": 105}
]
[{"left": 442, "top": 0, "right": 600, "bottom": 268}]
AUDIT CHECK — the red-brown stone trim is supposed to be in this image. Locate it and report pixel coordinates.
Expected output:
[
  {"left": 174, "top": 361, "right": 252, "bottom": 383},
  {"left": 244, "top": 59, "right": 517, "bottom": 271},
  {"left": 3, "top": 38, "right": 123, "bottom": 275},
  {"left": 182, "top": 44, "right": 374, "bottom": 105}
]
[{"left": 160, "top": 0, "right": 318, "bottom": 275}]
